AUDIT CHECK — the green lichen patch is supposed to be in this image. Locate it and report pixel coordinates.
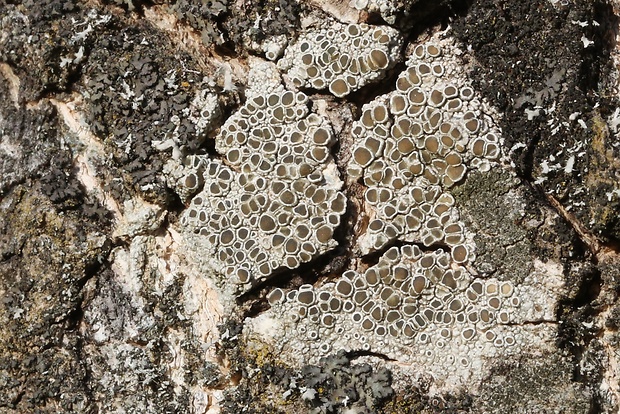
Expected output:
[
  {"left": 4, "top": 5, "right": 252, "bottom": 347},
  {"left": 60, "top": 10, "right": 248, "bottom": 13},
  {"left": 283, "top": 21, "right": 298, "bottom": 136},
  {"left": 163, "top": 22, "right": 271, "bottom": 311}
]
[
  {"left": 476, "top": 353, "right": 593, "bottom": 413},
  {"left": 583, "top": 112, "right": 620, "bottom": 241},
  {"left": 0, "top": 78, "right": 112, "bottom": 411},
  {"left": 452, "top": 168, "right": 585, "bottom": 285}
]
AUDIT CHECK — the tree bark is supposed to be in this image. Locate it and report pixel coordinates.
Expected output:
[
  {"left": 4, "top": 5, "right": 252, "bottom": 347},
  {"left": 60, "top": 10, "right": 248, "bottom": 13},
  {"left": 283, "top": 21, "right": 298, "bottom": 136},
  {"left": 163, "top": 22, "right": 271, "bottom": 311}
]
[{"left": 1, "top": 0, "right": 620, "bottom": 412}]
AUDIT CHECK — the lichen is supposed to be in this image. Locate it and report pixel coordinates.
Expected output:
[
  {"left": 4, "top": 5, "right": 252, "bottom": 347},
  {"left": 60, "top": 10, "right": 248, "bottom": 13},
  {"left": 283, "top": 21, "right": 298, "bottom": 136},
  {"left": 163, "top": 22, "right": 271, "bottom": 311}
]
[
  {"left": 245, "top": 32, "right": 568, "bottom": 391},
  {"left": 278, "top": 22, "right": 403, "bottom": 97},
  {"left": 79, "top": 13, "right": 225, "bottom": 207},
  {"left": 453, "top": 0, "right": 619, "bottom": 243},
  {"left": 346, "top": 35, "right": 501, "bottom": 255},
  {"left": 477, "top": 353, "right": 592, "bottom": 413},
  {"left": 177, "top": 62, "right": 346, "bottom": 296}
]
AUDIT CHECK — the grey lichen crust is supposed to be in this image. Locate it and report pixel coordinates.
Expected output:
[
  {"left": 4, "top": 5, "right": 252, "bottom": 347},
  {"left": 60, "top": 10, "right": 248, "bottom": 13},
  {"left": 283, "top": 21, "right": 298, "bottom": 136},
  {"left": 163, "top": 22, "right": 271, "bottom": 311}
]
[
  {"left": 279, "top": 22, "right": 403, "bottom": 97},
  {"left": 245, "top": 33, "right": 563, "bottom": 387},
  {"left": 256, "top": 244, "right": 560, "bottom": 385},
  {"left": 347, "top": 36, "right": 500, "bottom": 255},
  {"left": 220, "top": 39, "right": 607, "bottom": 414},
  {"left": 177, "top": 62, "right": 346, "bottom": 295}
]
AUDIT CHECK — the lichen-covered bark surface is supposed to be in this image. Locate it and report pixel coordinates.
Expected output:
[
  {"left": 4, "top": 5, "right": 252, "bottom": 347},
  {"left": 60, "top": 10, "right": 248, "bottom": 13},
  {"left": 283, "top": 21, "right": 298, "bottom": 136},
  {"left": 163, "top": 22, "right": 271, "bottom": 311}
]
[{"left": 1, "top": 0, "right": 619, "bottom": 413}]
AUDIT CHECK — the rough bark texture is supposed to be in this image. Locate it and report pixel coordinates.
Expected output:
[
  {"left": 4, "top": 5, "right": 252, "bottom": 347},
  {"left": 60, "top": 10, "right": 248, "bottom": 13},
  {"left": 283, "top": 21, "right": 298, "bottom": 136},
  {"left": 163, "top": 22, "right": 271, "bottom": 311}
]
[{"left": 1, "top": 0, "right": 620, "bottom": 413}]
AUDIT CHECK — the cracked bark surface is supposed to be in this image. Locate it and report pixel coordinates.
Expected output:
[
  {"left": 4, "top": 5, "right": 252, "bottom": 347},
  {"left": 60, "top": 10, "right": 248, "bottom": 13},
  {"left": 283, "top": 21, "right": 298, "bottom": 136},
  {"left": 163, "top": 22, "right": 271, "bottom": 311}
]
[{"left": 1, "top": 0, "right": 620, "bottom": 413}]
